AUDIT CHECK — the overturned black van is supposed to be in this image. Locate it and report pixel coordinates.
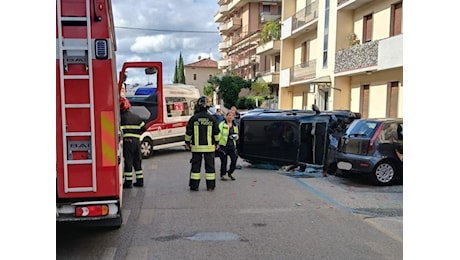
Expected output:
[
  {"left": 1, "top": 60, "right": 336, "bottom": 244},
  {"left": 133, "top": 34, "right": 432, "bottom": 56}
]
[{"left": 237, "top": 109, "right": 359, "bottom": 171}]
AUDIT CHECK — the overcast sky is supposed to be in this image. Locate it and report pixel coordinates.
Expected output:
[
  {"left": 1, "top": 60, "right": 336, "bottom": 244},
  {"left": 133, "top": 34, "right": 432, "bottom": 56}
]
[{"left": 112, "top": 0, "right": 221, "bottom": 83}]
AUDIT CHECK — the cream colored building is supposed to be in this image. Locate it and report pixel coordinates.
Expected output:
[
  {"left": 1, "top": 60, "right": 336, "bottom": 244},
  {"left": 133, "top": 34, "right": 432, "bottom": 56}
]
[
  {"left": 184, "top": 57, "right": 220, "bottom": 96},
  {"left": 279, "top": 0, "right": 403, "bottom": 118}
]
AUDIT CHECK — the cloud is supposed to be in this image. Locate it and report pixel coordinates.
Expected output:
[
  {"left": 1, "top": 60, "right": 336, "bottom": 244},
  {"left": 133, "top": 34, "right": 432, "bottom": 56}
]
[{"left": 112, "top": 0, "right": 222, "bottom": 83}]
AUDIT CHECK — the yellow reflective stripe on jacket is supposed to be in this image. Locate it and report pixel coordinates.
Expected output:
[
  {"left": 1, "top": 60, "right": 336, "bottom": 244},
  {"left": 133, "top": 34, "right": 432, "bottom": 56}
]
[
  {"left": 189, "top": 125, "right": 215, "bottom": 152},
  {"left": 120, "top": 124, "right": 144, "bottom": 130},
  {"left": 122, "top": 133, "right": 141, "bottom": 138}
]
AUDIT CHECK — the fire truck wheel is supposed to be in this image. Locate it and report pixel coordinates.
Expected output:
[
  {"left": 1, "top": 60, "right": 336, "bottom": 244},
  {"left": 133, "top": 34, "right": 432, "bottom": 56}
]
[{"left": 140, "top": 137, "right": 153, "bottom": 159}]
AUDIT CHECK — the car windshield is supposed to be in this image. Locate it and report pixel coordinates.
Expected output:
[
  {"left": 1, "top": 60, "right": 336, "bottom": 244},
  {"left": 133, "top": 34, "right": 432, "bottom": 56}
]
[{"left": 346, "top": 120, "right": 379, "bottom": 138}]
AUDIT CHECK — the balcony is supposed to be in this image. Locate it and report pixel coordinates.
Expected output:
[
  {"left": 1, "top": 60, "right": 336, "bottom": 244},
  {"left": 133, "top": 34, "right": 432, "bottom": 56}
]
[
  {"left": 235, "top": 54, "right": 259, "bottom": 69},
  {"left": 337, "top": 0, "right": 375, "bottom": 11},
  {"left": 258, "top": 69, "right": 280, "bottom": 84},
  {"left": 256, "top": 40, "right": 281, "bottom": 55},
  {"left": 260, "top": 12, "right": 281, "bottom": 23},
  {"left": 214, "top": 4, "right": 228, "bottom": 23},
  {"left": 218, "top": 38, "right": 233, "bottom": 51},
  {"left": 280, "top": 60, "right": 316, "bottom": 86},
  {"left": 335, "top": 34, "right": 402, "bottom": 75},
  {"left": 281, "top": 2, "right": 318, "bottom": 40},
  {"left": 220, "top": 17, "right": 242, "bottom": 34},
  {"left": 218, "top": 59, "right": 231, "bottom": 69}
]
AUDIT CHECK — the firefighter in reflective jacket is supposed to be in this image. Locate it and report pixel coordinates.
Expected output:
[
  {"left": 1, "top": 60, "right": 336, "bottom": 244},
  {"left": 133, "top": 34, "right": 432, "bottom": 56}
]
[
  {"left": 185, "top": 96, "right": 220, "bottom": 191},
  {"left": 120, "top": 97, "right": 146, "bottom": 188}
]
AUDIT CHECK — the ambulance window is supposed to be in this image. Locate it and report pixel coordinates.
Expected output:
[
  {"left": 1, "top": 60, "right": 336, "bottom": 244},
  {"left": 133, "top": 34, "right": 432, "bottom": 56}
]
[{"left": 166, "top": 97, "right": 190, "bottom": 117}]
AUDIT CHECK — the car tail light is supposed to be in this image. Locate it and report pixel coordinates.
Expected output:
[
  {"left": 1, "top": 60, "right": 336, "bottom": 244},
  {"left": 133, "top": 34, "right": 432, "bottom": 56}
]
[
  {"left": 367, "top": 123, "right": 384, "bottom": 154},
  {"left": 75, "top": 205, "right": 109, "bottom": 217}
]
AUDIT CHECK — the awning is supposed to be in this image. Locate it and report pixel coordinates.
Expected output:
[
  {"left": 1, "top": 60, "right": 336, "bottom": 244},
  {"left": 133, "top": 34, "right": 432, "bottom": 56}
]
[
  {"left": 310, "top": 75, "right": 342, "bottom": 91},
  {"left": 311, "top": 75, "right": 331, "bottom": 83}
]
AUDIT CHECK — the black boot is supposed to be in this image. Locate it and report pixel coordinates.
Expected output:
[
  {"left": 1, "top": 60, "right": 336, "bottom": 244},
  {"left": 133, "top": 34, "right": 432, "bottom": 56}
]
[
  {"left": 123, "top": 180, "right": 132, "bottom": 189},
  {"left": 133, "top": 179, "right": 144, "bottom": 187}
]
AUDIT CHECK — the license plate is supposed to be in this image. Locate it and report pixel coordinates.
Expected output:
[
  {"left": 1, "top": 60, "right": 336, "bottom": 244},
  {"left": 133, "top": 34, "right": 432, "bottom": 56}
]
[{"left": 337, "top": 161, "right": 352, "bottom": 170}]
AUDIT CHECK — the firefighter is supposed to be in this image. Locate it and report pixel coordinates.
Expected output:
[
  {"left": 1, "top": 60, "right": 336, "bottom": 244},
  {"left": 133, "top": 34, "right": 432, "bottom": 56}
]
[
  {"left": 120, "top": 97, "right": 147, "bottom": 188},
  {"left": 185, "top": 96, "right": 220, "bottom": 191}
]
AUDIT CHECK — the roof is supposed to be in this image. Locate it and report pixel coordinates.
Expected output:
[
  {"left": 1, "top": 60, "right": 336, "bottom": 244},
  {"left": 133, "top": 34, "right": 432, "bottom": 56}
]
[{"left": 184, "top": 58, "right": 218, "bottom": 68}]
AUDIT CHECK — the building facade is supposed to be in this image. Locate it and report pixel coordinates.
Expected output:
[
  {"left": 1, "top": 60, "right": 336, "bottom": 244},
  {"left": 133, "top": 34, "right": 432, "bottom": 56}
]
[
  {"left": 215, "top": 0, "right": 403, "bottom": 118},
  {"left": 215, "top": 0, "right": 282, "bottom": 100},
  {"left": 184, "top": 57, "right": 220, "bottom": 96}
]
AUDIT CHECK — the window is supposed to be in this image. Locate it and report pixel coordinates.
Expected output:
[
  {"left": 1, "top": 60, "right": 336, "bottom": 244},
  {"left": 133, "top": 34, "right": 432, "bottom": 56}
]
[
  {"left": 360, "top": 85, "right": 369, "bottom": 118},
  {"left": 390, "top": 2, "right": 403, "bottom": 36},
  {"left": 165, "top": 97, "right": 190, "bottom": 117},
  {"left": 301, "top": 40, "right": 310, "bottom": 65},
  {"left": 262, "top": 5, "right": 270, "bottom": 13},
  {"left": 275, "top": 55, "right": 280, "bottom": 72},
  {"left": 363, "top": 14, "right": 373, "bottom": 43},
  {"left": 322, "top": 0, "right": 330, "bottom": 68},
  {"left": 387, "top": 82, "right": 399, "bottom": 117},
  {"left": 193, "top": 74, "right": 197, "bottom": 80}
]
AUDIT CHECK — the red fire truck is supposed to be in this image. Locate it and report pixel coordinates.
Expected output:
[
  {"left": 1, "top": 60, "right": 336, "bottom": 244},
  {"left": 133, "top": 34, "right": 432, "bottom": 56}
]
[{"left": 56, "top": 0, "right": 163, "bottom": 228}]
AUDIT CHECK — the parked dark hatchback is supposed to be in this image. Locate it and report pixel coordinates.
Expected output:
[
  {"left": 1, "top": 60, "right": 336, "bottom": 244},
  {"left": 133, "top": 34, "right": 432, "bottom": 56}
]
[{"left": 335, "top": 118, "right": 403, "bottom": 186}]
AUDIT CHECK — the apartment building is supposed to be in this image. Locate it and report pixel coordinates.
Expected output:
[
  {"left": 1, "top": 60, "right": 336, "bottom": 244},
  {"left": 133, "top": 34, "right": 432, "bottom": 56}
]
[
  {"left": 184, "top": 57, "right": 220, "bottom": 96},
  {"left": 279, "top": 0, "right": 403, "bottom": 118},
  {"left": 334, "top": 0, "right": 403, "bottom": 118},
  {"left": 215, "top": 0, "right": 282, "bottom": 98},
  {"left": 215, "top": 0, "right": 402, "bottom": 118}
]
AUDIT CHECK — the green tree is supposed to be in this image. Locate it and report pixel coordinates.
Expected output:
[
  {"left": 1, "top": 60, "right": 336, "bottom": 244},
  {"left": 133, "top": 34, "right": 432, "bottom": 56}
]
[
  {"left": 177, "top": 52, "right": 186, "bottom": 84},
  {"left": 251, "top": 81, "right": 270, "bottom": 107},
  {"left": 203, "top": 83, "right": 215, "bottom": 97},
  {"left": 208, "top": 74, "right": 251, "bottom": 108},
  {"left": 173, "top": 60, "right": 179, "bottom": 83}
]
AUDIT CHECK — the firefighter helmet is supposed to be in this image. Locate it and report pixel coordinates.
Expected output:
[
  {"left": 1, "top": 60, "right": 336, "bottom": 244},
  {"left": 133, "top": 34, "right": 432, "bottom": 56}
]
[
  {"left": 196, "top": 96, "right": 208, "bottom": 109},
  {"left": 119, "top": 97, "right": 131, "bottom": 111}
]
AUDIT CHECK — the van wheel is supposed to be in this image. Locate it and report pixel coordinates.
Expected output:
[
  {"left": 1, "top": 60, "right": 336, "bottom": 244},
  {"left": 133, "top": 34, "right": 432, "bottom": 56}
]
[
  {"left": 371, "top": 161, "right": 397, "bottom": 186},
  {"left": 140, "top": 138, "right": 153, "bottom": 159}
]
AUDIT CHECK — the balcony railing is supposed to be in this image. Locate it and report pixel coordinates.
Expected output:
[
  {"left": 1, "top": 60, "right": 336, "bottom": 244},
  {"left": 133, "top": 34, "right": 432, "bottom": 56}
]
[
  {"left": 291, "top": 59, "right": 316, "bottom": 82},
  {"left": 218, "top": 38, "right": 232, "bottom": 51},
  {"left": 259, "top": 69, "right": 280, "bottom": 84},
  {"left": 220, "top": 17, "right": 242, "bottom": 34},
  {"left": 218, "top": 59, "right": 230, "bottom": 69},
  {"left": 260, "top": 12, "right": 281, "bottom": 23},
  {"left": 292, "top": 1, "right": 318, "bottom": 31},
  {"left": 256, "top": 40, "right": 281, "bottom": 55},
  {"left": 335, "top": 34, "right": 403, "bottom": 74},
  {"left": 335, "top": 41, "right": 378, "bottom": 73}
]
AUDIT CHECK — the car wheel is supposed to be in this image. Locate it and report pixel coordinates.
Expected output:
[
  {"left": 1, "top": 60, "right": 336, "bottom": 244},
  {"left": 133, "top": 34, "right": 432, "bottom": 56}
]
[
  {"left": 140, "top": 138, "right": 153, "bottom": 159},
  {"left": 371, "top": 161, "right": 397, "bottom": 186}
]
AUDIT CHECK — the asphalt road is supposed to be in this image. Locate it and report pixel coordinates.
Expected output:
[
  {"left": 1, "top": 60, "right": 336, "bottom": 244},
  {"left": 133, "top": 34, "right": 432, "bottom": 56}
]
[{"left": 56, "top": 147, "right": 403, "bottom": 260}]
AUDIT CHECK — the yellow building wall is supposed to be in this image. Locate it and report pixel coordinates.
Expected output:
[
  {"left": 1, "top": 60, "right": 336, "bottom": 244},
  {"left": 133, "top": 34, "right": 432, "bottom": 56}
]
[
  {"left": 350, "top": 87, "right": 361, "bottom": 113},
  {"left": 353, "top": 0, "right": 403, "bottom": 41},
  {"left": 349, "top": 68, "right": 403, "bottom": 118},
  {"left": 293, "top": 29, "right": 318, "bottom": 65},
  {"left": 280, "top": 87, "right": 293, "bottom": 109},
  {"left": 333, "top": 77, "right": 352, "bottom": 110},
  {"left": 368, "top": 83, "right": 387, "bottom": 118},
  {"left": 398, "top": 84, "right": 403, "bottom": 118}
]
